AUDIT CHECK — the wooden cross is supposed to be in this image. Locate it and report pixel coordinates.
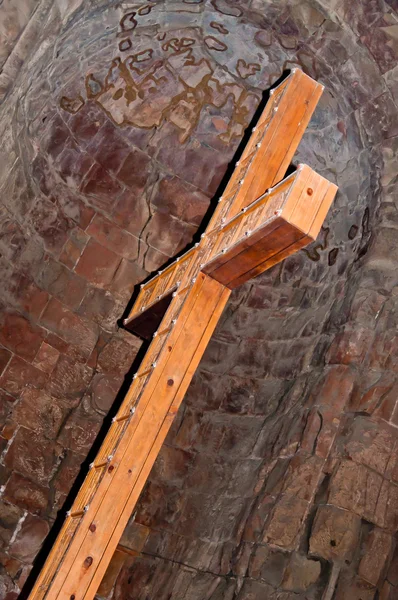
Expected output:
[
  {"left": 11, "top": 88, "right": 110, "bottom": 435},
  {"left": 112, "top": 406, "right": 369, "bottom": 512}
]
[{"left": 28, "top": 69, "right": 337, "bottom": 600}]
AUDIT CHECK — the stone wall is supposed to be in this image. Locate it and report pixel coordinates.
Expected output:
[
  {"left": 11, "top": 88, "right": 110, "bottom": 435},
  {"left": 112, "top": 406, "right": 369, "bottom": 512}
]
[{"left": 0, "top": 0, "right": 397, "bottom": 599}]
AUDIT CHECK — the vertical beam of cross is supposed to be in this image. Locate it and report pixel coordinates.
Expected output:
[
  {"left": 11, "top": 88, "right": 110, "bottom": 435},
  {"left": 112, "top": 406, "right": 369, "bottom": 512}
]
[{"left": 28, "top": 69, "right": 337, "bottom": 600}]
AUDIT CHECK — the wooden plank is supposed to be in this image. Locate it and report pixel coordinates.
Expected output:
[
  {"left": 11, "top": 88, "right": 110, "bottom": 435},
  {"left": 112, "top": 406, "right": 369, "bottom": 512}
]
[
  {"left": 30, "top": 275, "right": 229, "bottom": 600},
  {"left": 204, "top": 168, "right": 337, "bottom": 289},
  {"left": 206, "top": 69, "right": 323, "bottom": 230}
]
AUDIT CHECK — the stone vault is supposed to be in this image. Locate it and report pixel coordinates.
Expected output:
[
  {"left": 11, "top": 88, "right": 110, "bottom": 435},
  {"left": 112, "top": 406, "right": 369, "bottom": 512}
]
[{"left": 0, "top": 0, "right": 397, "bottom": 599}]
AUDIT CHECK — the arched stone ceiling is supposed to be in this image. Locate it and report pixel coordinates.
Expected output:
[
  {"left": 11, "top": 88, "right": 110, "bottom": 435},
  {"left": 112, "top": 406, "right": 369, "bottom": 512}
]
[{"left": 0, "top": 1, "right": 397, "bottom": 599}]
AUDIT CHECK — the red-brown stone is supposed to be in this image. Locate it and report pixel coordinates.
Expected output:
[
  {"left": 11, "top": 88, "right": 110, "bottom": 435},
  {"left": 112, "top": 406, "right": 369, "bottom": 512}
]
[
  {"left": 4, "top": 427, "right": 59, "bottom": 485},
  {"left": 86, "top": 213, "right": 139, "bottom": 259},
  {"left": 11, "top": 387, "right": 66, "bottom": 439},
  {"left": 9, "top": 514, "right": 50, "bottom": 563},
  {"left": 326, "top": 327, "right": 374, "bottom": 366},
  {"left": 359, "top": 528, "right": 393, "bottom": 586},
  {"left": 3, "top": 473, "right": 49, "bottom": 515},
  {"left": 32, "top": 341, "right": 60, "bottom": 374},
  {"left": 0, "top": 356, "right": 48, "bottom": 396},
  {"left": 40, "top": 297, "right": 98, "bottom": 359},
  {"left": 47, "top": 354, "right": 93, "bottom": 403},
  {"left": 75, "top": 238, "right": 122, "bottom": 287},
  {"left": 0, "top": 312, "right": 45, "bottom": 362},
  {"left": 117, "top": 149, "right": 151, "bottom": 190},
  {"left": 264, "top": 495, "right": 309, "bottom": 550},
  {"left": 309, "top": 505, "right": 361, "bottom": 562},
  {"left": 151, "top": 173, "right": 210, "bottom": 227},
  {"left": 80, "top": 163, "right": 123, "bottom": 211}
]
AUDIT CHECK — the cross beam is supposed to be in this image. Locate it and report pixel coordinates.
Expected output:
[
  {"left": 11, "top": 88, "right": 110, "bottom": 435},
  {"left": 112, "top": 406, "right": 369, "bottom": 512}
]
[{"left": 28, "top": 69, "right": 337, "bottom": 600}]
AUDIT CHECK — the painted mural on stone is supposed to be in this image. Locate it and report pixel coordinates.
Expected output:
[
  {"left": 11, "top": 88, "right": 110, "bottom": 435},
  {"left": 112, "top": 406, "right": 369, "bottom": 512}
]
[{"left": 59, "top": 2, "right": 264, "bottom": 145}]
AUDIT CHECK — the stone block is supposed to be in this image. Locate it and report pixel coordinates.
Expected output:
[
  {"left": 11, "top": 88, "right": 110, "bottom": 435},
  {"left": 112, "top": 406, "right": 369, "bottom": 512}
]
[
  {"left": 0, "top": 356, "right": 48, "bottom": 396},
  {"left": 80, "top": 163, "right": 123, "bottom": 211},
  {"left": 143, "top": 211, "right": 197, "bottom": 257},
  {"left": 47, "top": 354, "right": 93, "bottom": 402},
  {"left": 3, "top": 473, "right": 48, "bottom": 515},
  {"left": 4, "top": 427, "right": 59, "bottom": 486},
  {"left": 0, "top": 501, "right": 23, "bottom": 550},
  {"left": 57, "top": 408, "right": 101, "bottom": 455},
  {"left": 151, "top": 172, "right": 210, "bottom": 227},
  {"left": 0, "top": 347, "right": 11, "bottom": 377},
  {"left": 264, "top": 495, "right": 309, "bottom": 550},
  {"left": 359, "top": 528, "right": 393, "bottom": 586},
  {"left": 0, "top": 312, "right": 45, "bottom": 362},
  {"left": 344, "top": 416, "right": 396, "bottom": 476},
  {"left": 32, "top": 341, "right": 60, "bottom": 374},
  {"left": 75, "top": 238, "right": 122, "bottom": 287},
  {"left": 309, "top": 505, "right": 361, "bottom": 562},
  {"left": 9, "top": 514, "right": 49, "bottom": 563},
  {"left": 117, "top": 148, "right": 151, "bottom": 190},
  {"left": 281, "top": 453, "right": 324, "bottom": 502},
  {"left": 95, "top": 331, "right": 141, "bottom": 376},
  {"left": 334, "top": 573, "right": 376, "bottom": 600},
  {"left": 11, "top": 387, "right": 66, "bottom": 439},
  {"left": 41, "top": 297, "right": 98, "bottom": 359},
  {"left": 281, "top": 552, "right": 321, "bottom": 592},
  {"left": 326, "top": 326, "right": 374, "bottom": 366},
  {"left": 248, "top": 544, "right": 289, "bottom": 587},
  {"left": 86, "top": 213, "right": 139, "bottom": 260},
  {"left": 329, "top": 460, "right": 383, "bottom": 524}
]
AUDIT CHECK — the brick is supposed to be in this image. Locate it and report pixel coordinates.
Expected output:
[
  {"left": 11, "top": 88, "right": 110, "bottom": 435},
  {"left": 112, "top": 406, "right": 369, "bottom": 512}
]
[
  {"left": 117, "top": 148, "right": 151, "bottom": 190},
  {"left": 9, "top": 514, "right": 49, "bottom": 563},
  {"left": 80, "top": 163, "right": 123, "bottom": 211},
  {"left": 334, "top": 574, "right": 376, "bottom": 600},
  {"left": 0, "top": 501, "right": 23, "bottom": 549},
  {"left": 359, "top": 528, "right": 393, "bottom": 586},
  {"left": 151, "top": 172, "right": 210, "bottom": 226},
  {"left": 309, "top": 505, "right": 361, "bottom": 562},
  {"left": 313, "top": 365, "right": 356, "bottom": 412},
  {"left": 32, "top": 341, "right": 60, "bottom": 374},
  {"left": 41, "top": 297, "right": 98, "bottom": 359},
  {"left": 96, "top": 332, "right": 141, "bottom": 376},
  {"left": 264, "top": 495, "right": 309, "bottom": 550},
  {"left": 345, "top": 416, "right": 396, "bottom": 475},
  {"left": 109, "top": 258, "right": 147, "bottom": 301},
  {"left": 11, "top": 388, "right": 66, "bottom": 439},
  {"left": 281, "top": 552, "right": 321, "bottom": 592},
  {"left": 87, "top": 213, "right": 139, "bottom": 259},
  {"left": 3, "top": 473, "right": 48, "bottom": 515},
  {"left": 75, "top": 238, "right": 122, "bottom": 287},
  {"left": 47, "top": 354, "right": 93, "bottom": 403},
  {"left": 301, "top": 406, "right": 341, "bottom": 459},
  {"left": 89, "top": 373, "right": 122, "bottom": 414},
  {"left": 58, "top": 409, "right": 102, "bottom": 454},
  {"left": 326, "top": 327, "right": 374, "bottom": 366},
  {"left": 0, "top": 312, "right": 45, "bottom": 362},
  {"left": 248, "top": 544, "right": 289, "bottom": 586},
  {"left": 0, "top": 356, "right": 48, "bottom": 396},
  {"left": 53, "top": 451, "right": 84, "bottom": 497},
  {"left": 281, "top": 454, "right": 324, "bottom": 501},
  {"left": 4, "top": 427, "right": 58, "bottom": 485},
  {"left": 329, "top": 460, "right": 383, "bottom": 523}
]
